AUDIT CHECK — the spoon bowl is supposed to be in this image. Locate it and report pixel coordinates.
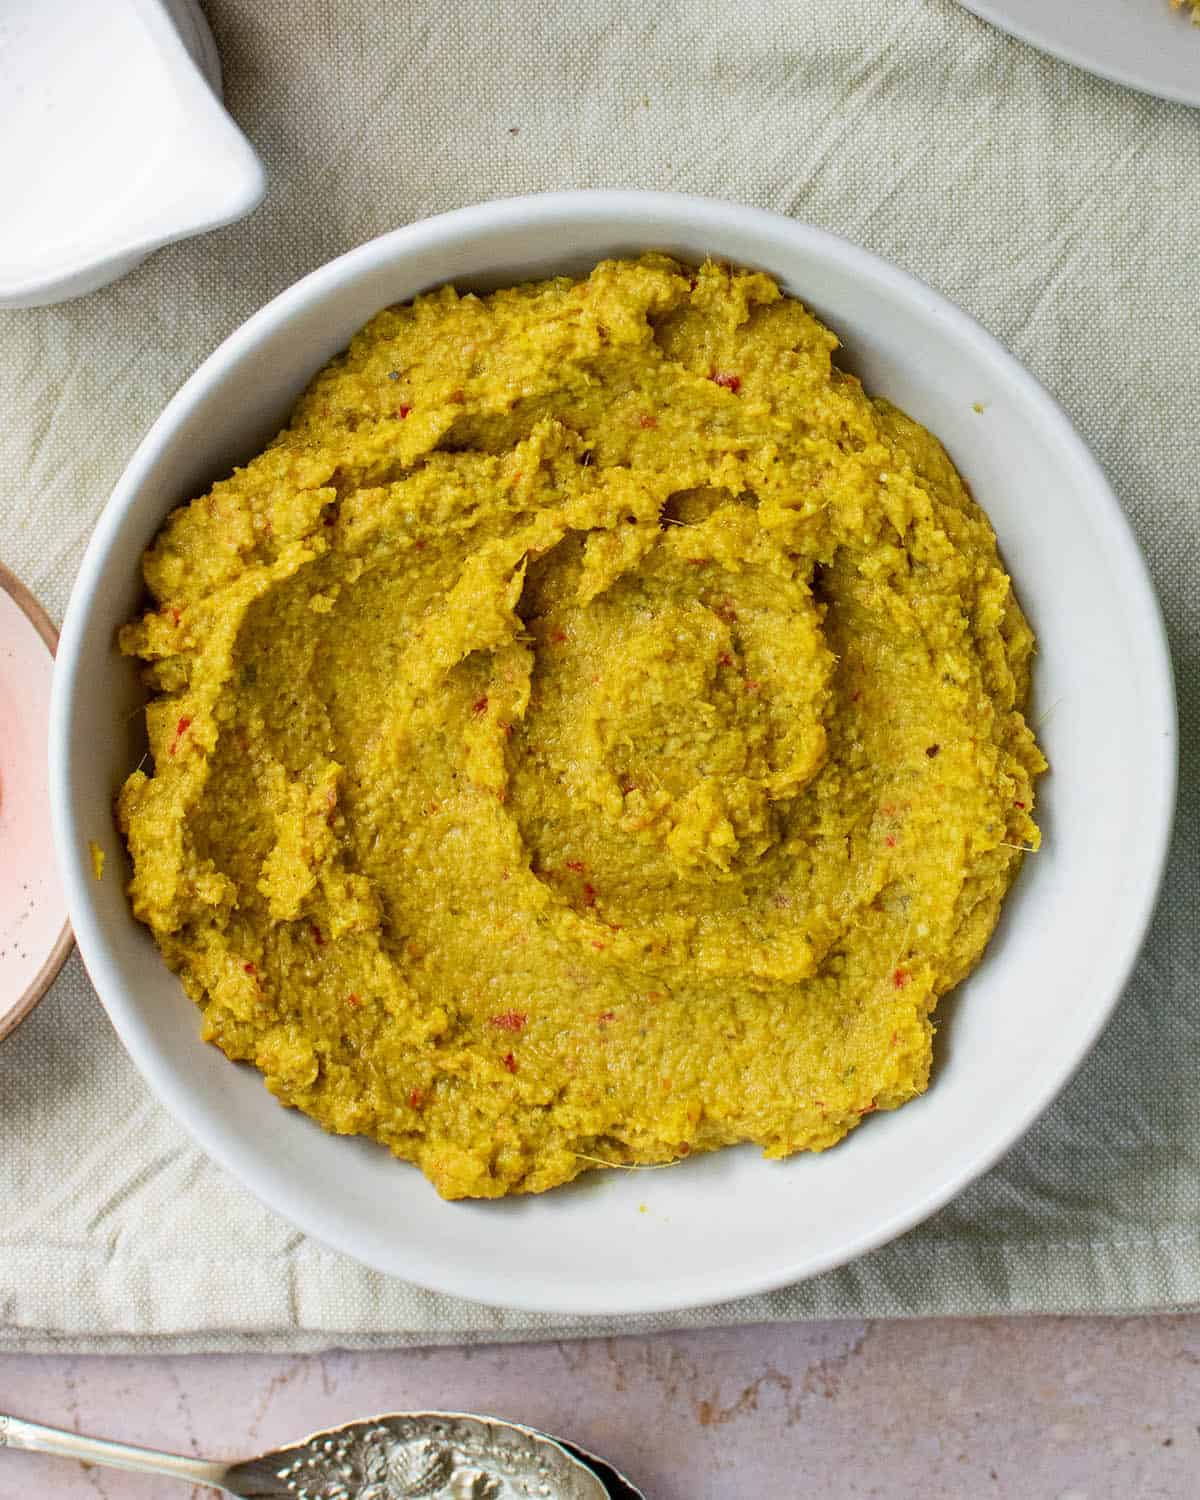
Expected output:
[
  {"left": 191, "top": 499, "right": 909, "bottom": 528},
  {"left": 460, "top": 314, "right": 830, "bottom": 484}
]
[{"left": 0, "top": 1408, "right": 640, "bottom": 1499}]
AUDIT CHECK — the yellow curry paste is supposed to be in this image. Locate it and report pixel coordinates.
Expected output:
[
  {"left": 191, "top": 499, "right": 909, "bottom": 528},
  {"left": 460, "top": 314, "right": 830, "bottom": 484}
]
[{"left": 118, "top": 256, "right": 1045, "bottom": 1199}]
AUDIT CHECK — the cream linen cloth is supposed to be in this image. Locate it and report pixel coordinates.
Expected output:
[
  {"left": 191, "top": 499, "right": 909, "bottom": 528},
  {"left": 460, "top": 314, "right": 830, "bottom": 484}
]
[{"left": 1, "top": 0, "right": 1197, "bottom": 1354}]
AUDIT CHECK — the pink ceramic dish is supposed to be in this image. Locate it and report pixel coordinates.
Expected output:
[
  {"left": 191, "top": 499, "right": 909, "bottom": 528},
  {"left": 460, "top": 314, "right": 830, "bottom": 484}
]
[{"left": 0, "top": 563, "right": 72, "bottom": 1039}]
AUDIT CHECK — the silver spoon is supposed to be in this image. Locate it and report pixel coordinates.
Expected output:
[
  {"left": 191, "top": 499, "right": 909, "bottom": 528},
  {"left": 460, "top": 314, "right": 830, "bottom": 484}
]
[{"left": 0, "top": 1408, "right": 646, "bottom": 1498}]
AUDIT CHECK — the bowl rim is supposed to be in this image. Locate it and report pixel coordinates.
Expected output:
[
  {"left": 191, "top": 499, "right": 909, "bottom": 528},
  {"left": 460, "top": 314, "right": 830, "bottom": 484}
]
[
  {"left": 49, "top": 190, "right": 1179, "bottom": 1312},
  {"left": 0, "top": 561, "right": 74, "bottom": 1042}
]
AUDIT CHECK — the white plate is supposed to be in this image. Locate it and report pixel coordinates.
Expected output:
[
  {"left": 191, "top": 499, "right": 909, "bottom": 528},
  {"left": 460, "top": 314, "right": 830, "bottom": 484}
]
[
  {"left": 50, "top": 193, "right": 1177, "bottom": 1315},
  {"left": 960, "top": 0, "right": 1200, "bottom": 106}
]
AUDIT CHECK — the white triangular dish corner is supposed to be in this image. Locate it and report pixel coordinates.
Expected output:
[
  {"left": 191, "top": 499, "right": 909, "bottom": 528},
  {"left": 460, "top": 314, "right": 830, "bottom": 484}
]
[{"left": 0, "top": 0, "right": 265, "bottom": 309}]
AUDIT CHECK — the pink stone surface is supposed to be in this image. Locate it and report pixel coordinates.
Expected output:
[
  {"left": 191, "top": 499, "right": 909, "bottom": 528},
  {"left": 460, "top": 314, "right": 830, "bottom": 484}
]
[{"left": 2, "top": 1317, "right": 1199, "bottom": 1498}]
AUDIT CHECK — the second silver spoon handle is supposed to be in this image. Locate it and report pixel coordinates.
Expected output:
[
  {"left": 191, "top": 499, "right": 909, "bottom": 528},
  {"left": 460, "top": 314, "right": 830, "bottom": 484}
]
[{"left": 0, "top": 1410, "right": 232, "bottom": 1492}]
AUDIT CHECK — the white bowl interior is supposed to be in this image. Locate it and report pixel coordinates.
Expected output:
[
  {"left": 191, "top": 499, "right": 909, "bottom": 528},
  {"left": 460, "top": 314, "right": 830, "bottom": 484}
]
[{"left": 51, "top": 194, "right": 1176, "bottom": 1314}]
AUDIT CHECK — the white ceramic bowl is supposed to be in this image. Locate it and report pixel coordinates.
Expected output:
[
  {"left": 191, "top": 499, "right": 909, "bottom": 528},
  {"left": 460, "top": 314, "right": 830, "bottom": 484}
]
[{"left": 50, "top": 192, "right": 1177, "bottom": 1315}]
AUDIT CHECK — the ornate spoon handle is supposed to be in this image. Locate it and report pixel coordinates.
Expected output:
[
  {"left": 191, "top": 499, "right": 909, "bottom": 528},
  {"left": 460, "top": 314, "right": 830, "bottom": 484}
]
[{"left": 0, "top": 1411, "right": 232, "bottom": 1492}]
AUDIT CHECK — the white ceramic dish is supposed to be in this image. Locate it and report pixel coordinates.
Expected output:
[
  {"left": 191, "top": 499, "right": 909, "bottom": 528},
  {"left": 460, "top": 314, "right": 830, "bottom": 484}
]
[
  {"left": 959, "top": 0, "right": 1200, "bottom": 107},
  {"left": 0, "top": 0, "right": 264, "bottom": 309},
  {"left": 50, "top": 192, "right": 1177, "bottom": 1315}
]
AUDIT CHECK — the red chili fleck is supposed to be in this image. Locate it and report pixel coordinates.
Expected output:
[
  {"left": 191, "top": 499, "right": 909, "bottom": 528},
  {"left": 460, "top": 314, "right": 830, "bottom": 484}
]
[
  {"left": 591, "top": 940, "right": 607, "bottom": 951},
  {"left": 890, "top": 1031, "right": 898, "bottom": 1046},
  {"left": 638, "top": 414, "right": 658, "bottom": 429},
  {"left": 885, "top": 835, "right": 897, "bottom": 848},
  {"left": 168, "top": 716, "right": 192, "bottom": 754},
  {"left": 503, "top": 1052, "right": 518, "bottom": 1074},
  {"left": 893, "top": 969, "right": 908, "bottom": 989},
  {"left": 346, "top": 992, "right": 361, "bottom": 1008},
  {"left": 582, "top": 882, "right": 597, "bottom": 908},
  {"left": 501, "top": 722, "right": 514, "bottom": 738},
  {"left": 711, "top": 371, "right": 741, "bottom": 392},
  {"left": 688, "top": 277, "right": 698, "bottom": 290},
  {"left": 472, "top": 696, "right": 489, "bottom": 715},
  {"left": 597, "top": 1010, "right": 616, "bottom": 1023},
  {"left": 408, "top": 1088, "right": 425, "bottom": 1109},
  {"left": 678, "top": 1142, "right": 692, "bottom": 1156},
  {"left": 169, "top": 607, "right": 182, "bottom": 626},
  {"left": 413, "top": 538, "right": 426, "bottom": 551},
  {"left": 717, "top": 652, "right": 733, "bottom": 667},
  {"left": 1014, "top": 800, "right": 1026, "bottom": 809},
  {"left": 551, "top": 628, "right": 568, "bottom": 643},
  {"left": 851, "top": 689, "right": 862, "bottom": 703},
  {"left": 243, "top": 961, "right": 256, "bottom": 975},
  {"left": 862, "top": 1100, "right": 878, "bottom": 1115},
  {"left": 398, "top": 405, "right": 411, "bottom": 418},
  {"left": 565, "top": 859, "right": 586, "bottom": 873},
  {"left": 489, "top": 1011, "right": 526, "bottom": 1032},
  {"left": 311, "top": 924, "right": 326, "bottom": 947}
]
